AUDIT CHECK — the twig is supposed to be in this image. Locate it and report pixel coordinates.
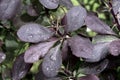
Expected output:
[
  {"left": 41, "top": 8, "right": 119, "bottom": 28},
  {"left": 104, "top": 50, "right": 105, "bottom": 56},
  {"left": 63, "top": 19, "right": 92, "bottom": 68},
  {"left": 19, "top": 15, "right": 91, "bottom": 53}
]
[{"left": 108, "top": 0, "right": 120, "bottom": 30}]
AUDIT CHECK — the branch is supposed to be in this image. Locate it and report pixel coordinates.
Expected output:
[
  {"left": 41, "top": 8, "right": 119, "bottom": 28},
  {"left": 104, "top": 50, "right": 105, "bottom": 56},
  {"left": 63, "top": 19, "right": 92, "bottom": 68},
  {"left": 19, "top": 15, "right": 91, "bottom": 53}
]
[{"left": 108, "top": 0, "right": 120, "bottom": 30}]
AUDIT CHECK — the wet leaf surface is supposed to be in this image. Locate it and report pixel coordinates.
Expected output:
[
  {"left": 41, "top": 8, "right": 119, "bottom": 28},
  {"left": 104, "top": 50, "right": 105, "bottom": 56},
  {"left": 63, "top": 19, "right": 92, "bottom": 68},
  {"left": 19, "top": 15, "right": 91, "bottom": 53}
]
[
  {"left": 112, "top": 0, "right": 120, "bottom": 24},
  {"left": 0, "top": 0, "right": 21, "bottom": 20},
  {"left": 61, "top": 40, "right": 68, "bottom": 60},
  {"left": 85, "top": 42, "right": 109, "bottom": 62},
  {"left": 17, "top": 23, "right": 54, "bottom": 43},
  {"left": 68, "top": 35, "right": 93, "bottom": 58},
  {"left": 39, "top": 0, "right": 59, "bottom": 9},
  {"left": 59, "top": 0, "right": 73, "bottom": 9},
  {"left": 24, "top": 40, "right": 57, "bottom": 63},
  {"left": 85, "top": 13, "right": 115, "bottom": 35},
  {"left": 65, "top": 6, "right": 87, "bottom": 32},
  {"left": 92, "top": 35, "right": 119, "bottom": 44},
  {"left": 79, "top": 74, "right": 99, "bottom": 80},
  {"left": 109, "top": 40, "right": 120, "bottom": 56},
  {"left": 35, "top": 65, "right": 62, "bottom": 80},
  {"left": 27, "top": 5, "right": 38, "bottom": 16},
  {"left": 12, "top": 53, "right": 33, "bottom": 80},
  {"left": 42, "top": 44, "right": 62, "bottom": 78},
  {"left": 78, "top": 59, "right": 109, "bottom": 75},
  {"left": 112, "top": 0, "right": 120, "bottom": 15}
]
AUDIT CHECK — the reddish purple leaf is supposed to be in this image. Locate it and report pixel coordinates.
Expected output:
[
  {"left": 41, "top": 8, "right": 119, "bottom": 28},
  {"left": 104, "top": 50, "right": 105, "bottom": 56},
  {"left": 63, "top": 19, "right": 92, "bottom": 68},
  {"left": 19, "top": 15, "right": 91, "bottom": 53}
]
[
  {"left": 35, "top": 65, "right": 62, "bottom": 80},
  {"left": 0, "top": 52, "right": 6, "bottom": 63},
  {"left": 79, "top": 59, "right": 109, "bottom": 74},
  {"left": 17, "top": 23, "right": 54, "bottom": 43},
  {"left": 12, "top": 53, "right": 32, "bottom": 80},
  {"left": 68, "top": 35, "right": 93, "bottom": 58},
  {"left": 61, "top": 40, "right": 68, "bottom": 60},
  {"left": 42, "top": 44, "right": 62, "bottom": 78},
  {"left": 112, "top": 0, "right": 120, "bottom": 15},
  {"left": 85, "top": 42, "right": 109, "bottom": 62},
  {"left": 61, "top": 15, "right": 67, "bottom": 26},
  {"left": 112, "top": 0, "right": 120, "bottom": 25},
  {"left": 79, "top": 74, "right": 99, "bottom": 80},
  {"left": 85, "top": 13, "right": 115, "bottom": 35},
  {"left": 65, "top": 6, "right": 87, "bottom": 32},
  {"left": 24, "top": 40, "right": 57, "bottom": 63},
  {"left": 109, "top": 40, "right": 120, "bottom": 56},
  {"left": 27, "top": 5, "right": 38, "bottom": 16},
  {"left": 92, "top": 35, "right": 119, "bottom": 44},
  {"left": 39, "top": 0, "right": 59, "bottom": 9},
  {"left": 0, "top": 0, "right": 21, "bottom": 20},
  {"left": 59, "top": 0, "right": 73, "bottom": 9}
]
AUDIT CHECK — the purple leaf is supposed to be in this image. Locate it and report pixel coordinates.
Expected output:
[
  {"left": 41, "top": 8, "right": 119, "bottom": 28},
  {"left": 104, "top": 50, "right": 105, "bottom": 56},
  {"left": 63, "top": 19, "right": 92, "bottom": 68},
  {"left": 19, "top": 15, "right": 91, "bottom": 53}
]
[
  {"left": 59, "top": 0, "right": 73, "bottom": 9},
  {"left": 27, "top": 5, "right": 38, "bottom": 16},
  {"left": 112, "top": 0, "right": 120, "bottom": 25},
  {"left": 109, "top": 40, "right": 120, "bottom": 56},
  {"left": 17, "top": 23, "right": 54, "bottom": 43},
  {"left": 35, "top": 65, "right": 45, "bottom": 80},
  {"left": 85, "top": 42, "right": 109, "bottom": 62},
  {"left": 92, "top": 35, "right": 119, "bottom": 44},
  {"left": 61, "top": 40, "right": 68, "bottom": 60},
  {"left": 61, "top": 15, "right": 67, "bottom": 26},
  {"left": 39, "top": 0, "right": 59, "bottom": 9},
  {"left": 68, "top": 35, "right": 93, "bottom": 58},
  {"left": 79, "top": 74, "right": 99, "bottom": 80},
  {"left": 112, "top": 0, "right": 120, "bottom": 15},
  {"left": 24, "top": 40, "right": 57, "bottom": 63},
  {"left": 0, "top": 52, "right": 6, "bottom": 63},
  {"left": 65, "top": 6, "right": 87, "bottom": 32},
  {"left": 85, "top": 13, "right": 115, "bottom": 35},
  {"left": 42, "top": 44, "right": 62, "bottom": 78},
  {"left": 12, "top": 53, "right": 32, "bottom": 80},
  {"left": 78, "top": 59, "right": 109, "bottom": 75},
  {"left": 0, "top": 0, "right": 21, "bottom": 20},
  {"left": 35, "top": 65, "right": 62, "bottom": 80},
  {"left": 45, "top": 77, "right": 62, "bottom": 80}
]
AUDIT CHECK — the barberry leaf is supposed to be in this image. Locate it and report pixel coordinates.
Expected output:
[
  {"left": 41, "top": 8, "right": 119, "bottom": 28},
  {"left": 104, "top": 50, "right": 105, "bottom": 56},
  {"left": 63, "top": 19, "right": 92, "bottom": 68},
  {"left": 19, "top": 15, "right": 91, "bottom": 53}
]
[
  {"left": 35, "top": 65, "right": 62, "bottom": 80},
  {"left": 78, "top": 59, "right": 109, "bottom": 75},
  {"left": 24, "top": 40, "right": 57, "bottom": 63},
  {"left": 79, "top": 74, "right": 99, "bottom": 80},
  {"left": 0, "top": 0, "right": 21, "bottom": 20},
  {"left": 109, "top": 40, "right": 120, "bottom": 56},
  {"left": 68, "top": 35, "right": 93, "bottom": 58},
  {"left": 27, "top": 5, "right": 38, "bottom": 16},
  {"left": 65, "top": 6, "right": 87, "bottom": 32},
  {"left": 112, "top": 0, "right": 120, "bottom": 24},
  {"left": 59, "top": 0, "right": 73, "bottom": 9},
  {"left": 61, "top": 40, "right": 68, "bottom": 60},
  {"left": 112, "top": 0, "right": 120, "bottom": 15},
  {"left": 17, "top": 23, "right": 54, "bottom": 43},
  {"left": 42, "top": 44, "right": 62, "bottom": 78},
  {"left": 85, "top": 42, "right": 109, "bottom": 62},
  {"left": 85, "top": 13, "right": 115, "bottom": 35},
  {"left": 39, "top": 0, "right": 59, "bottom": 9},
  {"left": 92, "top": 35, "right": 119, "bottom": 44},
  {"left": 12, "top": 53, "right": 32, "bottom": 80}
]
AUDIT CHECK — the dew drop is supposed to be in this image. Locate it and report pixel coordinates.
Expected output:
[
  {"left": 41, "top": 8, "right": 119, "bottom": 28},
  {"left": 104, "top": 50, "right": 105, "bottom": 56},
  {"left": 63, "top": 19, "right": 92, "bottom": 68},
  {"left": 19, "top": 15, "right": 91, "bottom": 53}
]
[
  {"left": 50, "top": 54, "right": 56, "bottom": 61},
  {"left": 46, "top": 67, "right": 49, "bottom": 71}
]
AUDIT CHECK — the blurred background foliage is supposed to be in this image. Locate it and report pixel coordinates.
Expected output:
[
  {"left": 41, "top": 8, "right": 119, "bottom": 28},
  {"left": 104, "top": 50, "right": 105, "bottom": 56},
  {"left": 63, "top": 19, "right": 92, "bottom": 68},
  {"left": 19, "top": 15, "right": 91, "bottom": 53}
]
[{"left": 0, "top": 0, "right": 120, "bottom": 80}]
